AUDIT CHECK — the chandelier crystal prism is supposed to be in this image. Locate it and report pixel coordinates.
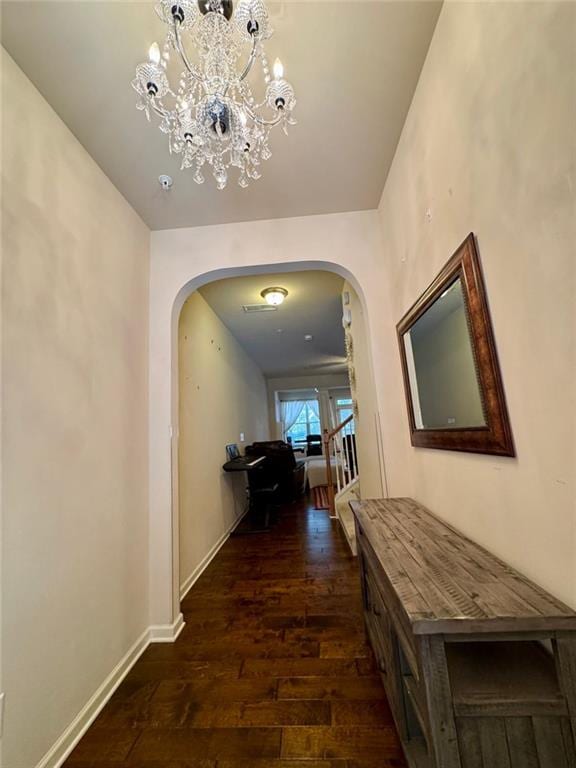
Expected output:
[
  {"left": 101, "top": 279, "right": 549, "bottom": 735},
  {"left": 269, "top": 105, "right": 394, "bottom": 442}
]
[{"left": 132, "top": 0, "right": 296, "bottom": 189}]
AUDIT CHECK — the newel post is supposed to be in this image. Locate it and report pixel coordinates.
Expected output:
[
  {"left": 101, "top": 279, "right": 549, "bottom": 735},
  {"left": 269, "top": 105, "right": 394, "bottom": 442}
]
[{"left": 323, "top": 428, "right": 336, "bottom": 516}]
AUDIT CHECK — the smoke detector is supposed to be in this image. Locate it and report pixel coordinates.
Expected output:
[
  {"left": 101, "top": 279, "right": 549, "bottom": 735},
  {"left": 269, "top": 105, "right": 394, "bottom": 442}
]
[{"left": 158, "top": 174, "right": 173, "bottom": 190}]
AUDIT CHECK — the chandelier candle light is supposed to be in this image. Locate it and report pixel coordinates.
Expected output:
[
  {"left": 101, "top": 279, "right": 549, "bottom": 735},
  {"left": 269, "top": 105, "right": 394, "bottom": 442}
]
[{"left": 132, "top": 0, "right": 296, "bottom": 189}]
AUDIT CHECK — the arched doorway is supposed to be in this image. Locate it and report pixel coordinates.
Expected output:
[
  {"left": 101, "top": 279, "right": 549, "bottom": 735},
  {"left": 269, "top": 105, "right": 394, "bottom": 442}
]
[{"left": 147, "top": 213, "right": 389, "bottom": 635}]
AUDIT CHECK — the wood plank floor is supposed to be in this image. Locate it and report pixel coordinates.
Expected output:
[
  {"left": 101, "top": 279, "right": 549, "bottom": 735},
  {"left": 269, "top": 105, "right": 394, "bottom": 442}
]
[{"left": 64, "top": 497, "right": 406, "bottom": 767}]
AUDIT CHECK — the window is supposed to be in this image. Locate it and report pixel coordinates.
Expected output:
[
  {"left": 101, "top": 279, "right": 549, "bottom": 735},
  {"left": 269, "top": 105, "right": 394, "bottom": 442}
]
[
  {"left": 285, "top": 400, "right": 321, "bottom": 445},
  {"left": 335, "top": 397, "right": 354, "bottom": 435}
]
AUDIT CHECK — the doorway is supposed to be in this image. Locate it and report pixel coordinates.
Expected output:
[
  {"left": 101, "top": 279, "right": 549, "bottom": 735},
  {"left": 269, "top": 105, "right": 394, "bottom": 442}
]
[{"left": 175, "top": 265, "right": 384, "bottom": 613}]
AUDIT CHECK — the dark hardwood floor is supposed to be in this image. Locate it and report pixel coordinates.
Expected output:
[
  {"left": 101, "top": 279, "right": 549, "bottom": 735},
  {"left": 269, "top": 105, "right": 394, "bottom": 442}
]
[{"left": 64, "top": 497, "right": 406, "bottom": 767}]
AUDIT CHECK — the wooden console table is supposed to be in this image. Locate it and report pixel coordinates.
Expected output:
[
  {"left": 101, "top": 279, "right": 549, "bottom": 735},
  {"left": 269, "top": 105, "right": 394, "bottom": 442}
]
[{"left": 350, "top": 497, "right": 576, "bottom": 768}]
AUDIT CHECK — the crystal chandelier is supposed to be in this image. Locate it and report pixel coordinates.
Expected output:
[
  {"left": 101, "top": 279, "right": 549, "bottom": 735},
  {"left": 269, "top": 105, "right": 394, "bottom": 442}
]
[{"left": 132, "top": 0, "right": 296, "bottom": 189}]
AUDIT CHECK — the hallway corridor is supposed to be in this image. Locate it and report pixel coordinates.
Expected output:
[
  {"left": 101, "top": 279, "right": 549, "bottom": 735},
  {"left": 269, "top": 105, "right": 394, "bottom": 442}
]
[{"left": 64, "top": 499, "right": 405, "bottom": 766}]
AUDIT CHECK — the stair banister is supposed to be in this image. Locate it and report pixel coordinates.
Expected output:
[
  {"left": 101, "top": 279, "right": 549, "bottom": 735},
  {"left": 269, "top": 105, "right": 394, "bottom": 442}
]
[{"left": 323, "top": 414, "right": 355, "bottom": 516}]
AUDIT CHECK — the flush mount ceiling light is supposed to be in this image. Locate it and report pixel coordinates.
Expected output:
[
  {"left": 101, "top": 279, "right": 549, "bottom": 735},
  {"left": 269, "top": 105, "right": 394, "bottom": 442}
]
[
  {"left": 260, "top": 286, "right": 288, "bottom": 306},
  {"left": 132, "top": 0, "right": 296, "bottom": 190}
]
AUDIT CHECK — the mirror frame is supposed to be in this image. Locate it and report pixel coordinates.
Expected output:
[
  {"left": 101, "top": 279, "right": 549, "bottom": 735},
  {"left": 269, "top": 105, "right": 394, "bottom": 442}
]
[{"left": 396, "top": 233, "right": 515, "bottom": 456}]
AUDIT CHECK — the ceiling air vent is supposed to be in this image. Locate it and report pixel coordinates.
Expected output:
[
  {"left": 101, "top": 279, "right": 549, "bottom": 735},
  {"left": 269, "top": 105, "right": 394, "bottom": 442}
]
[{"left": 242, "top": 304, "right": 278, "bottom": 313}]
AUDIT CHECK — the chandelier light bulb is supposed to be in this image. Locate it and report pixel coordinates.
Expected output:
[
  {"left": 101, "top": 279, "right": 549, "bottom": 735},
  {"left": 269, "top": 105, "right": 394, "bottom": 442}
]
[
  {"left": 273, "top": 58, "right": 284, "bottom": 79},
  {"left": 239, "top": 110, "right": 247, "bottom": 127},
  {"left": 148, "top": 42, "right": 161, "bottom": 65},
  {"left": 261, "top": 287, "right": 288, "bottom": 306}
]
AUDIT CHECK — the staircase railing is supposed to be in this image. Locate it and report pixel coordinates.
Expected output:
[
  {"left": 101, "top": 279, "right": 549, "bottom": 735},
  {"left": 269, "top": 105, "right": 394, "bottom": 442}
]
[{"left": 323, "top": 414, "right": 359, "bottom": 517}]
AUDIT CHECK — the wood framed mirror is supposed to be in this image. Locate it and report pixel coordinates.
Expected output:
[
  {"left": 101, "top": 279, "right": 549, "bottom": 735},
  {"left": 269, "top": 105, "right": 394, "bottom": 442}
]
[{"left": 397, "top": 233, "right": 515, "bottom": 456}]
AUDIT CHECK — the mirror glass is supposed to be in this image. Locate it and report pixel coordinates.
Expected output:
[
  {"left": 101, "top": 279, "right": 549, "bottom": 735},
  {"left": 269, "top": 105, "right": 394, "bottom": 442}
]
[{"left": 402, "top": 277, "right": 486, "bottom": 430}]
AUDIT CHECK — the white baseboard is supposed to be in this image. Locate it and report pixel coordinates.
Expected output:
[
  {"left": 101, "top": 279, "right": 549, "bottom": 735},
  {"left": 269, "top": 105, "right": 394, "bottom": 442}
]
[
  {"left": 33, "top": 516, "right": 243, "bottom": 768},
  {"left": 35, "top": 627, "right": 150, "bottom": 768},
  {"left": 179, "top": 512, "right": 244, "bottom": 601},
  {"left": 34, "top": 611, "right": 186, "bottom": 768},
  {"left": 148, "top": 611, "right": 185, "bottom": 643}
]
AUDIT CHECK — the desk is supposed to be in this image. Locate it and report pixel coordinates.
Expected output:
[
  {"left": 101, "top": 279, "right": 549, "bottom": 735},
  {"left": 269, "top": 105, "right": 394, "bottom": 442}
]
[
  {"left": 222, "top": 455, "right": 277, "bottom": 534},
  {"left": 222, "top": 455, "right": 266, "bottom": 472}
]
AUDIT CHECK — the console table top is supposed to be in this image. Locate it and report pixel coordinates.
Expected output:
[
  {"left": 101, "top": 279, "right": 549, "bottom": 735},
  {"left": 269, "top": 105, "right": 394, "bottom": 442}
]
[{"left": 350, "top": 497, "right": 576, "bottom": 635}]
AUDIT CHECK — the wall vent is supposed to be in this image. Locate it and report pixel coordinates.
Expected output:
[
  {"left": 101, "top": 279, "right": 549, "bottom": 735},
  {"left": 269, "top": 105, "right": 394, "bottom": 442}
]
[{"left": 242, "top": 304, "right": 278, "bottom": 313}]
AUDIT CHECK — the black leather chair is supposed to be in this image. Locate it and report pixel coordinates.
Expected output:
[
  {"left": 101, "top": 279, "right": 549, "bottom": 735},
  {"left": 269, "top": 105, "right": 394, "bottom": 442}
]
[
  {"left": 245, "top": 440, "right": 306, "bottom": 501},
  {"left": 306, "top": 434, "right": 323, "bottom": 456}
]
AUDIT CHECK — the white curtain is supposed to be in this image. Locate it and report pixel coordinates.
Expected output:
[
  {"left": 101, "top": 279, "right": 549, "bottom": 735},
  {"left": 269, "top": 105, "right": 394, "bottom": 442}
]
[
  {"left": 318, "top": 391, "right": 332, "bottom": 431},
  {"left": 328, "top": 396, "right": 338, "bottom": 430},
  {"left": 280, "top": 400, "right": 305, "bottom": 439},
  {"left": 307, "top": 399, "right": 320, "bottom": 424}
]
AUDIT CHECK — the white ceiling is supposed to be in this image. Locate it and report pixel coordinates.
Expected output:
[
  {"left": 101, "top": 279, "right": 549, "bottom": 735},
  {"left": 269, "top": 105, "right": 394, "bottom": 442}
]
[
  {"left": 199, "top": 270, "right": 347, "bottom": 377},
  {"left": 1, "top": 1, "right": 441, "bottom": 230}
]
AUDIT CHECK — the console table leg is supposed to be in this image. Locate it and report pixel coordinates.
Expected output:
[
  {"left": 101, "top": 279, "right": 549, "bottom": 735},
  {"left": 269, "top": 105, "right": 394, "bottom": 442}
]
[
  {"left": 420, "top": 635, "right": 462, "bottom": 768},
  {"left": 555, "top": 635, "right": 576, "bottom": 746}
]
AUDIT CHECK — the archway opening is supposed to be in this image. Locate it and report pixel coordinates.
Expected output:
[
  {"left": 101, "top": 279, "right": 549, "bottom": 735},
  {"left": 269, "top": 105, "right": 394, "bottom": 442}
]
[{"left": 171, "top": 261, "right": 387, "bottom": 617}]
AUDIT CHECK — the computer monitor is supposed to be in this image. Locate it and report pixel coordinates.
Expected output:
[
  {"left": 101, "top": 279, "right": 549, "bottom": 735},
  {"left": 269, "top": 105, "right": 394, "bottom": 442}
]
[{"left": 226, "top": 443, "right": 240, "bottom": 461}]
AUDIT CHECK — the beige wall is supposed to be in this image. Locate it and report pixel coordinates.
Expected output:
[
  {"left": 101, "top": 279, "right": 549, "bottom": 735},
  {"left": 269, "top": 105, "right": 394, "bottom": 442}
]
[
  {"left": 342, "top": 282, "right": 384, "bottom": 499},
  {"left": 178, "top": 292, "right": 269, "bottom": 595},
  {"left": 376, "top": 1, "right": 576, "bottom": 606},
  {"left": 1, "top": 50, "right": 150, "bottom": 768}
]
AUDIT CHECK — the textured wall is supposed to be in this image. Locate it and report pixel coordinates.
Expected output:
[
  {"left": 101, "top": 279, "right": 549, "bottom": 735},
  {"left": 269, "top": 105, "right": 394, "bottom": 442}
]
[
  {"left": 376, "top": 1, "right": 576, "bottom": 606},
  {"left": 1, "top": 49, "right": 150, "bottom": 767},
  {"left": 178, "top": 292, "right": 269, "bottom": 594}
]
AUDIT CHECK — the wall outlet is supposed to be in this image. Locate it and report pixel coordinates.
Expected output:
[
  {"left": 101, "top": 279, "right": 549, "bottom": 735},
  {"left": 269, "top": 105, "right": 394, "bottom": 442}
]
[{"left": 239, "top": 432, "right": 245, "bottom": 442}]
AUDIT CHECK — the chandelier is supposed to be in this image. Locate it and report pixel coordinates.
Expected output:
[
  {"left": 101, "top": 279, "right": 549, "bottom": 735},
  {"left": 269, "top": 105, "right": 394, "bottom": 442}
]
[{"left": 132, "top": 0, "right": 296, "bottom": 189}]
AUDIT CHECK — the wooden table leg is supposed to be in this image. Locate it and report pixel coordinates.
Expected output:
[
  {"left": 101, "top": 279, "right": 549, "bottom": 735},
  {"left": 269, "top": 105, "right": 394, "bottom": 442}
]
[
  {"left": 420, "top": 635, "right": 462, "bottom": 768},
  {"left": 555, "top": 634, "right": 576, "bottom": 746}
]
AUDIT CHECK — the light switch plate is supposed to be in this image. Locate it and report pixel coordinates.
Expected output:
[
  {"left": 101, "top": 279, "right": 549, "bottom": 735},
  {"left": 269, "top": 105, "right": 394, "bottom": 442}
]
[{"left": 240, "top": 433, "right": 245, "bottom": 442}]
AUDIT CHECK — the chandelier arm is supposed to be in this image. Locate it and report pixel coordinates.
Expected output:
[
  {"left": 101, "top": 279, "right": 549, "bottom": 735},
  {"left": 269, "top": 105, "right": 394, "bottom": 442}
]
[
  {"left": 244, "top": 102, "right": 284, "bottom": 127},
  {"left": 173, "top": 20, "right": 203, "bottom": 82},
  {"left": 150, "top": 97, "right": 171, "bottom": 119},
  {"left": 238, "top": 36, "right": 259, "bottom": 83}
]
